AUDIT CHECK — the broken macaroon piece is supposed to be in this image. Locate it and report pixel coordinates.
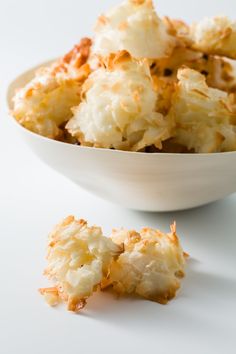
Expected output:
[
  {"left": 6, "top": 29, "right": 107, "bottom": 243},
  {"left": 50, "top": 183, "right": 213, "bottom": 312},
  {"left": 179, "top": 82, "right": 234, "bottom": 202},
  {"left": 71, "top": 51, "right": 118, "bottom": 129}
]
[
  {"left": 105, "top": 223, "right": 187, "bottom": 304},
  {"left": 40, "top": 216, "right": 122, "bottom": 312}
]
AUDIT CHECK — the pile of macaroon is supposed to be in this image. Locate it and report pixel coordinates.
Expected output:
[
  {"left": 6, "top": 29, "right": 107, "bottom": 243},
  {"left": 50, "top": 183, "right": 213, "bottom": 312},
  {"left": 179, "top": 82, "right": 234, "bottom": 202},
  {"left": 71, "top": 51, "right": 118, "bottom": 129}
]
[{"left": 12, "top": 0, "right": 236, "bottom": 153}]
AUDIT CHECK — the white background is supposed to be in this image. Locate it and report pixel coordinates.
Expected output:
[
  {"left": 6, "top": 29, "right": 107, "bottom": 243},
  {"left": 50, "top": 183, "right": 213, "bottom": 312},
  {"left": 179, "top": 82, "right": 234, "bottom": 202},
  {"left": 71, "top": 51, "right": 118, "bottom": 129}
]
[{"left": 0, "top": 1, "right": 236, "bottom": 353}]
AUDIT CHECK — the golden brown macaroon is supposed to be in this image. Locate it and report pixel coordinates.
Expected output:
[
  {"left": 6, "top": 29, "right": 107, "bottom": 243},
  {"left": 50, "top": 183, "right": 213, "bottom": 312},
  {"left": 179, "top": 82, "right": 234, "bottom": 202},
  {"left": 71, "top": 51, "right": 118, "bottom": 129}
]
[
  {"left": 191, "top": 16, "right": 236, "bottom": 60},
  {"left": 93, "top": 0, "right": 176, "bottom": 59},
  {"left": 104, "top": 223, "right": 187, "bottom": 304},
  {"left": 151, "top": 46, "right": 236, "bottom": 94},
  {"left": 40, "top": 216, "right": 122, "bottom": 312},
  {"left": 164, "top": 15, "right": 236, "bottom": 60},
  {"left": 12, "top": 38, "right": 92, "bottom": 139},
  {"left": 168, "top": 67, "right": 236, "bottom": 153},
  {"left": 150, "top": 43, "right": 236, "bottom": 120},
  {"left": 66, "top": 50, "right": 172, "bottom": 151}
]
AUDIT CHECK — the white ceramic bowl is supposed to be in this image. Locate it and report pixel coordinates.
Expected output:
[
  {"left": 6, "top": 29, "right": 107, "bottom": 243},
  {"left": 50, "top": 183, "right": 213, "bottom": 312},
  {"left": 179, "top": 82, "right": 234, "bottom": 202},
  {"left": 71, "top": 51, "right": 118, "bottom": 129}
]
[{"left": 7, "top": 63, "right": 236, "bottom": 212}]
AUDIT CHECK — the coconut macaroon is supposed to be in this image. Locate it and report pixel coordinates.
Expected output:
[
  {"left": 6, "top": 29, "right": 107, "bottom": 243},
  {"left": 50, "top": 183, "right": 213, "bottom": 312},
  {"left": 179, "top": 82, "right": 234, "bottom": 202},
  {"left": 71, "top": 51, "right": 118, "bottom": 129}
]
[
  {"left": 40, "top": 216, "right": 122, "bottom": 312},
  {"left": 93, "top": 0, "right": 175, "bottom": 59},
  {"left": 152, "top": 47, "right": 236, "bottom": 93},
  {"left": 66, "top": 51, "right": 172, "bottom": 151},
  {"left": 168, "top": 68, "right": 236, "bottom": 153},
  {"left": 105, "top": 223, "right": 186, "bottom": 304},
  {"left": 151, "top": 48, "right": 236, "bottom": 116},
  {"left": 164, "top": 16, "right": 236, "bottom": 60},
  {"left": 190, "top": 16, "right": 236, "bottom": 60},
  {"left": 12, "top": 38, "right": 92, "bottom": 139}
]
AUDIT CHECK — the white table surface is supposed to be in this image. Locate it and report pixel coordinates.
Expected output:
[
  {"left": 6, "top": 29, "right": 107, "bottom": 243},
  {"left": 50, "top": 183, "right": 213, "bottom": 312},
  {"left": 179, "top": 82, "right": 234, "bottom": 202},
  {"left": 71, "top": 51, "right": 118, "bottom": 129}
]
[{"left": 0, "top": 1, "right": 236, "bottom": 353}]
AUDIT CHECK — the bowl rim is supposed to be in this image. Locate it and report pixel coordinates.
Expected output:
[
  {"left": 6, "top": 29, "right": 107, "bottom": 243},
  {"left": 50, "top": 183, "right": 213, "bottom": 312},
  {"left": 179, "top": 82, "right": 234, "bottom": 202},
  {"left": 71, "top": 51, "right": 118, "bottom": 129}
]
[{"left": 7, "top": 60, "right": 236, "bottom": 158}]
